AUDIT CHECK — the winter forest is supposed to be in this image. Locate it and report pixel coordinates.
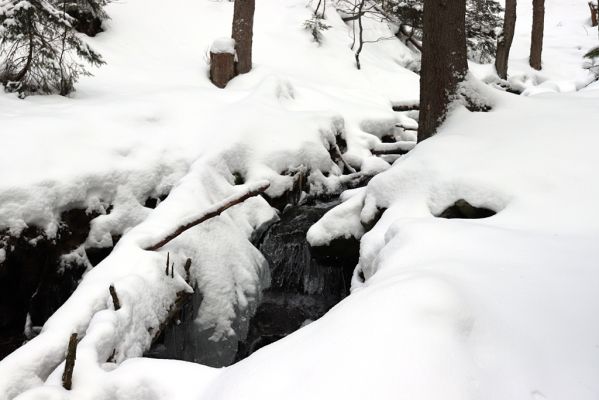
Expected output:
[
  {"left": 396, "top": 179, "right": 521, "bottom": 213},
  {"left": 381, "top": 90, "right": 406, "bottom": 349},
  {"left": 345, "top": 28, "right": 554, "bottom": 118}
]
[{"left": 0, "top": 0, "right": 598, "bottom": 398}]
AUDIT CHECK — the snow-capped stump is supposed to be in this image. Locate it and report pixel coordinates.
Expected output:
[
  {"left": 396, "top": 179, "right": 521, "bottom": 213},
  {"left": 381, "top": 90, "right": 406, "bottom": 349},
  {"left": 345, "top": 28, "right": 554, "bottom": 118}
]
[
  {"left": 437, "top": 199, "right": 497, "bottom": 219},
  {"left": 209, "top": 38, "right": 237, "bottom": 89}
]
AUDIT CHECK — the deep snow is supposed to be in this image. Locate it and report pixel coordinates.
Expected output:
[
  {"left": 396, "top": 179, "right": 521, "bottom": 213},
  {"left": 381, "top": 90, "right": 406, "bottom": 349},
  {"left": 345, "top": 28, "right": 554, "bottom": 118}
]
[{"left": 1, "top": 0, "right": 598, "bottom": 399}]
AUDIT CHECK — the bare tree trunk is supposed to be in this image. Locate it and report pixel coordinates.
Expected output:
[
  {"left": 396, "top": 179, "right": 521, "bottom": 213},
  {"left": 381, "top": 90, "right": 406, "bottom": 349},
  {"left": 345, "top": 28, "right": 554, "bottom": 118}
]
[
  {"left": 418, "top": 0, "right": 468, "bottom": 142},
  {"left": 530, "top": 0, "right": 545, "bottom": 70},
  {"left": 495, "top": 0, "right": 517, "bottom": 79},
  {"left": 354, "top": 0, "right": 365, "bottom": 70},
  {"left": 589, "top": 1, "right": 598, "bottom": 27},
  {"left": 231, "top": 0, "right": 255, "bottom": 75}
]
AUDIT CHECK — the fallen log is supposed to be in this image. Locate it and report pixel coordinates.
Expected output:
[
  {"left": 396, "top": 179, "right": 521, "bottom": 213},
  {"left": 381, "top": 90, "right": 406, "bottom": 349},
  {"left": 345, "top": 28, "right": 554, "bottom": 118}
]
[
  {"left": 392, "top": 103, "right": 420, "bottom": 112},
  {"left": 371, "top": 141, "right": 416, "bottom": 156},
  {"left": 150, "top": 289, "right": 193, "bottom": 344},
  {"left": 144, "top": 181, "right": 270, "bottom": 251},
  {"left": 396, "top": 24, "right": 422, "bottom": 52}
]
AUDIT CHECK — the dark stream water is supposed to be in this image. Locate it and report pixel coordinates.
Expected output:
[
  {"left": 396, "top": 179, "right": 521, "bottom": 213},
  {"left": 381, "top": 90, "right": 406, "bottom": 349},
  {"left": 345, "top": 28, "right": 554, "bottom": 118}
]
[
  {"left": 236, "top": 200, "right": 359, "bottom": 360},
  {"left": 146, "top": 199, "right": 359, "bottom": 366}
]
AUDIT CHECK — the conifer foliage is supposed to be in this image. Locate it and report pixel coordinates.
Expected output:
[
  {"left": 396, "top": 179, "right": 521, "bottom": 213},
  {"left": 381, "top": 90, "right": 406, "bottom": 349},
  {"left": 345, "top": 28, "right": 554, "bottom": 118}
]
[
  {"left": 380, "top": 0, "right": 502, "bottom": 63},
  {"left": 0, "top": 0, "right": 105, "bottom": 96}
]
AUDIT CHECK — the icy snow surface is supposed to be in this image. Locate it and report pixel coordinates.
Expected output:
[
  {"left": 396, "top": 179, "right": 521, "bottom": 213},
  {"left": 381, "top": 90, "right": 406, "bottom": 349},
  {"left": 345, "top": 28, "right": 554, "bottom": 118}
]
[{"left": 1, "top": 0, "right": 599, "bottom": 399}]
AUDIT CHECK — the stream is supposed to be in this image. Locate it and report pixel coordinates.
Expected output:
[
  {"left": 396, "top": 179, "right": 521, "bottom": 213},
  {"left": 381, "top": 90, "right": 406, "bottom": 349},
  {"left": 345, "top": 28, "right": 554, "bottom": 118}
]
[{"left": 146, "top": 198, "right": 360, "bottom": 366}]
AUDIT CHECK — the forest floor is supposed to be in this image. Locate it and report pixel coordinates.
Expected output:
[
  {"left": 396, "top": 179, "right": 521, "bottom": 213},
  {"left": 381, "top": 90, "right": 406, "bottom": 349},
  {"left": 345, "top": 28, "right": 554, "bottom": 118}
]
[{"left": 1, "top": 0, "right": 598, "bottom": 399}]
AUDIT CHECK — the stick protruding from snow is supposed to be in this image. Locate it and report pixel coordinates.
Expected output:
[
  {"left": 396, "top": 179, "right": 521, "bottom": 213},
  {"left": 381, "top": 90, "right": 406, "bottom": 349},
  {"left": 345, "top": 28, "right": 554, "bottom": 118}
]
[
  {"left": 62, "top": 333, "right": 77, "bottom": 390},
  {"left": 144, "top": 181, "right": 270, "bottom": 251}
]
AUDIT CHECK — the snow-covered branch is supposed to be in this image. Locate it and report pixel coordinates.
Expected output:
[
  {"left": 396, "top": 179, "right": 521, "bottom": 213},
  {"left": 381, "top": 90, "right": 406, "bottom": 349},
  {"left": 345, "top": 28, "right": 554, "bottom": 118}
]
[{"left": 144, "top": 181, "right": 271, "bottom": 251}]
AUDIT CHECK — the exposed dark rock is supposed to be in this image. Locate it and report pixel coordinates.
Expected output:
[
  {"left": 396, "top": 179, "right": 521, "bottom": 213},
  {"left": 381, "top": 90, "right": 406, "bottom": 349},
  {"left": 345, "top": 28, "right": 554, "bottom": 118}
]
[
  {"left": 0, "top": 208, "right": 99, "bottom": 360},
  {"left": 85, "top": 234, "right": 120, "bottom": 267},
  {"left": 438, "top": 199, "right": 496, "bottom": 219}
]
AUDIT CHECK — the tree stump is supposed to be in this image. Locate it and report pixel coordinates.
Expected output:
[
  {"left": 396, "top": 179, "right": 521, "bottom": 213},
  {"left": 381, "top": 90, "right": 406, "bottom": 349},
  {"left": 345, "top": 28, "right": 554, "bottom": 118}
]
[
  {"left": 590, "top": 1, "right": 598, "bottom": 27},
  {"left": 209, "top": 38, "right": 236, "bottom": 89}
]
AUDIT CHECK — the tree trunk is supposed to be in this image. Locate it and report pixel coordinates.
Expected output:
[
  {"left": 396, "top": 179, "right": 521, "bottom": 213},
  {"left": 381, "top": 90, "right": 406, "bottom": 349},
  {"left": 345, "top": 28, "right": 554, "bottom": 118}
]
[
  {"left": 231, "top": 0, "right": 255, "bottom": 75},
  {"left": 354, "top": 0, "right": 365, "bottom": 69},
  {"left": 495, "top": 0, "right": 517, "bottom": 79},
  {"left": 530, "top": 0, "right": 545, "bottom": 70},
  {"left": 418, "top": 0, "right": 468, "bottom": 142}
]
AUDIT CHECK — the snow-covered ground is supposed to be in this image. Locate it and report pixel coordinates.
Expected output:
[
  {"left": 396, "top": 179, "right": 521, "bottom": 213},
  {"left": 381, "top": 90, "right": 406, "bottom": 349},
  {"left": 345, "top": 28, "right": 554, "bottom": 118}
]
[{"left": 1, "top": 0, "right": 599, "bottom": 399}]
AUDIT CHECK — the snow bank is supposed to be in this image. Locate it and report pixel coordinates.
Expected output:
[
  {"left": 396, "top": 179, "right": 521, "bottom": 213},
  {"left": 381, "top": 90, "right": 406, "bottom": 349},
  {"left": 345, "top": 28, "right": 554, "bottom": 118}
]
[{"left": 0, "top": 0, "right": 420, "bottom": 398}]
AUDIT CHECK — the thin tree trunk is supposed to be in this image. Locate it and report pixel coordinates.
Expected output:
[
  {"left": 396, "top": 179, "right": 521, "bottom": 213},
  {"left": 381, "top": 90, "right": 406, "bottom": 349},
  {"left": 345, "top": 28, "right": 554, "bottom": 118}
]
[
  {"left": 530, "top": 0, "right": 545, "bottom": 70},
  {"left": 495, "top": 0, "right": 517, "bottom": 79},
  {"left": 231, "top": 0, "right": 255, "bottom": 75},
  {"left": 418, "top": 0, "right": 468, "bottom": 142},
  {"left": 354, "top": 0, "right": 365, "bottom": 70}
]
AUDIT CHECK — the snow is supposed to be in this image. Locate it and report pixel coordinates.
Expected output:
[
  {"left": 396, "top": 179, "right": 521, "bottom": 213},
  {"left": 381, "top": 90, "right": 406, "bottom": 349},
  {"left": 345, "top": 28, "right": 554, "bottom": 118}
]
[
  {"left": 210, "top": 37, "right": 236, "bottom": 54},
  {"left": 0, "top": 0, "right": 417, "bottom": 397},
  {"left": 1, "top": 0, "right": 599, "bottom": 399}
]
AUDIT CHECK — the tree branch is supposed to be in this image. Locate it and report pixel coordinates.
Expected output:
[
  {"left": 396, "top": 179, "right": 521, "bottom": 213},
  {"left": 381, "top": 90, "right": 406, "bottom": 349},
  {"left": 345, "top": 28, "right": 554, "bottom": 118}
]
[
  {"left": 62, "top": 333, "right": 77, "bottom": 390},
  {"left": 144, "top": 181, "right": 270, "bottom": 251}
]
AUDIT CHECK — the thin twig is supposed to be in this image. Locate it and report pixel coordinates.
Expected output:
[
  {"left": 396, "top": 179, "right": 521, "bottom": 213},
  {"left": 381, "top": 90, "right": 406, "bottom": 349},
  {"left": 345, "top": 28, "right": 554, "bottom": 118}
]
[{"left": 109, "top": 285, "right": 121, "bottom": 311}]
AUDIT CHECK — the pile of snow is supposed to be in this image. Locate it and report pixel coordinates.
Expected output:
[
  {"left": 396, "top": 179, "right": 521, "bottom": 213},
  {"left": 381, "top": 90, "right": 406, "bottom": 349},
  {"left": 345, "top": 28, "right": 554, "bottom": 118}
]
[{"left": 211, "top": 38, "right": 236, "bottom": 54}]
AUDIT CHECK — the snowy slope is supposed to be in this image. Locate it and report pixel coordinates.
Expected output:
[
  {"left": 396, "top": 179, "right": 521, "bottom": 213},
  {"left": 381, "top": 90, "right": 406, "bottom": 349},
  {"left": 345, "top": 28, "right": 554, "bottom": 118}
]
[
  {"left": 0, "top": 0, "right": 419, "bottom": 398},
  {"left": 0, "top": 0, "right": 417, "bottom": 232},
  {"left": 1, "top": 0, "right": 599, "bottom": 399}
]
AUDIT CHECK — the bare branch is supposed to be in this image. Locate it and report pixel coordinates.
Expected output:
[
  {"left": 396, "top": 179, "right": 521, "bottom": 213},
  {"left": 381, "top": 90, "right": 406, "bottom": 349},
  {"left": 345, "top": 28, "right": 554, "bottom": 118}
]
[
  {"left": 144, "top": 181, "right": 270, "bottom": 251},
  {"left": 109, "top": 285, "right": 121, "bottom": 310},
  {"left": 62, "top": 333, "right": 77, "bottom": 390}
]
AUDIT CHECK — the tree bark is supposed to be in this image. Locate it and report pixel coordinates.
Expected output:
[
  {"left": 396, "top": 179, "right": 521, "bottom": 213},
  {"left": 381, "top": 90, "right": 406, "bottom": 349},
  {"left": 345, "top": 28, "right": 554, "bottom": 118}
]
[
  {"left": 589, "top": 2, "right": 598, "bottom": 27},
  {"left": 418, "top": 0, "right": 468, "bottom": 142},
  {"left": 231, "top": 0, "right": 255, "bottom": 75},
  {"left": 530, "top": 0, "right": 545, "bottom": 70},
  {"left": 495, "top": 0, "right": 517, "bottom": 79}
]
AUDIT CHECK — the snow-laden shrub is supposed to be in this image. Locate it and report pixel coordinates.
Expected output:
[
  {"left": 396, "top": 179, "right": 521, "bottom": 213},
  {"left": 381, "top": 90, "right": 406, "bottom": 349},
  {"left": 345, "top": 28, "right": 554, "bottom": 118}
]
[
  {"left": 64, "top": 0, "right": 111, "bottom": 37},
  {"left": 0, "top": 0, "right": 105, "bottom": 96},
  {"left": 585, "top": 46, "right": 599, "bottom": 79}
]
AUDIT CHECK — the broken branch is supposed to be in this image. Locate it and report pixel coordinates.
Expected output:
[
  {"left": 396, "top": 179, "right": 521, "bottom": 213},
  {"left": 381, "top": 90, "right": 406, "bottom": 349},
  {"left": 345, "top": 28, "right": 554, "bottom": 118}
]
[
  {"left": 62, "top": 333, "right": 77, "bottom": 390},
  {"left": 144, "top": 181, "right": 270, "bottom": 251},
  {"left": 109, "top": 285, "right": 121, "bottom": 311},
  {"left": 371, "top": 141, "right": 415, "bottom": 156}
]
